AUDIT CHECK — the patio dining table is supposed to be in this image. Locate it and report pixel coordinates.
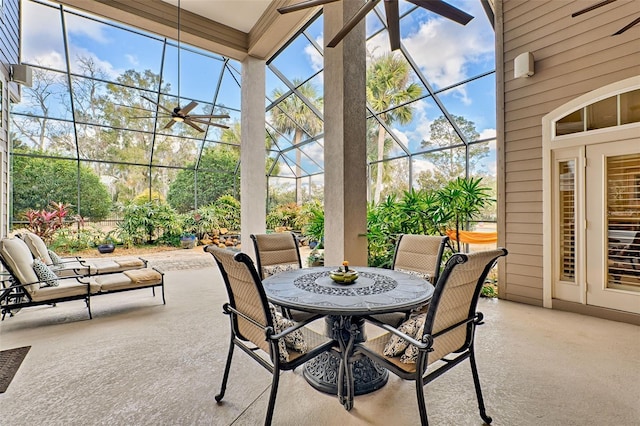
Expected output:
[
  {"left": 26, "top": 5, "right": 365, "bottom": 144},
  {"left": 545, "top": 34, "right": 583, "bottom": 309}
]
[{"left": 262, "top": 266, "right": 434, "bottom": 409}]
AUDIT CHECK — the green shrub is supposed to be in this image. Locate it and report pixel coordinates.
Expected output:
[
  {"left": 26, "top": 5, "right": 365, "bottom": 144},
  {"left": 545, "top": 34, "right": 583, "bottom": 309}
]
[{"left": 117, "top": 200, "right": 180, "bottom": 246}]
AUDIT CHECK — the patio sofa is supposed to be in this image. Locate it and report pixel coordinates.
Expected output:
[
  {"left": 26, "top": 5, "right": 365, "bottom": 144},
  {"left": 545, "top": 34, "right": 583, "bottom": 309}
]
[{"left": 0, "top": 237, "right": 165, "bottom": 320}]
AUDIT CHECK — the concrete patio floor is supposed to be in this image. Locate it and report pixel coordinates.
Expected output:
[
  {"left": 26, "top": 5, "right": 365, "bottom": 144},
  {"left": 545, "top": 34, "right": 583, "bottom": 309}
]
[{"left": 0, "top": 248, "right": 638, "bottom": 425}]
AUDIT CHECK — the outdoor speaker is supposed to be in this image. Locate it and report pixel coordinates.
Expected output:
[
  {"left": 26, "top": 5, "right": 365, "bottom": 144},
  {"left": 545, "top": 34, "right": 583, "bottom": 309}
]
[
  {"left": 11, "top": 64, "right": 33, "bottom": 87},
  {"left": 514, "top": 52, "right": 534, "bottom": 78}
]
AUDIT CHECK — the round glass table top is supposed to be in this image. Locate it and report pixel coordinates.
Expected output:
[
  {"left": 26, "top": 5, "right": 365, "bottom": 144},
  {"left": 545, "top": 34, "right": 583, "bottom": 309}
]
[{"left": 262, "top": 266, "right": 434, "bottom": 316}]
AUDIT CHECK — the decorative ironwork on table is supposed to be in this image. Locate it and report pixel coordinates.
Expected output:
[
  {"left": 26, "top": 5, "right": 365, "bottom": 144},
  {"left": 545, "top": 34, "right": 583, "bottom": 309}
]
[{"left": 293, "top": 271, "right": 398, "bottom": 296}]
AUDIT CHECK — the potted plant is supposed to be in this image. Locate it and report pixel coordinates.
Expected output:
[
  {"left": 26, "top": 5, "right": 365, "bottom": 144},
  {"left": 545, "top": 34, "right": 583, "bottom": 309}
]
[
  {"left": 307, "top": 246, "right": 324, "bottom": 267},
  {"left": 97, "top": 233, "right": 116, "bottom": 254},
  {"left": 180, "top": 233, "right": 197, "bottom": 249}
]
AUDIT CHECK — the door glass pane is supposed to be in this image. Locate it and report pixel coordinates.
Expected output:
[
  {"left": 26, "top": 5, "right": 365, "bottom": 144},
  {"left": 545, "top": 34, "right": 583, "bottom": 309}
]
[
  {"left": 607, "top": 153, "right": 640, "bottom": 291},
  {"left": 559, "top": 160, "right": 575, "bottom": 282}
]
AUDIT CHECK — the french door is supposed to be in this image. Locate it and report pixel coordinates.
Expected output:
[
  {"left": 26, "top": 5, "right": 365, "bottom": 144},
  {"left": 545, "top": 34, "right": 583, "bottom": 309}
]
[{"left": 585, "top": 141, "right": 640, "bottom": 313}]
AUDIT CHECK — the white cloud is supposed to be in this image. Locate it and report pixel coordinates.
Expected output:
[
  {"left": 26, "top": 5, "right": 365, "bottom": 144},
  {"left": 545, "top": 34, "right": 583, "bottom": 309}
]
[
  {"left": 126, "top": 54, "right": 140, "bottom": 67},
  {"left": 479, "top": 128, "right": 496, "bottom": 140},
  {"left": 401, "top": 4, "right": 494, "bottom": 91},
  {"left": 64, "top": 13, "right": 111, "bottom": 44},
  {"left": 304, "top": 35, "right": 324, "bottom": 72}
]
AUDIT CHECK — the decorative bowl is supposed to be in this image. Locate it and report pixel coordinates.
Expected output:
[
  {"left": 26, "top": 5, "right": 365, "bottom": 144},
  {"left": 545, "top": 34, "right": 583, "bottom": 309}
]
[{"left": 329, "top": 269, "right": 358, "bottom": 284}]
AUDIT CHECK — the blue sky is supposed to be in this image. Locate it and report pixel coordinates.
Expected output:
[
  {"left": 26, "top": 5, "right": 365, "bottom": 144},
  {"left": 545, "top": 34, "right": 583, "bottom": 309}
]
[{"left": 18, "top": 0, "right": 496, "bottom": 177}]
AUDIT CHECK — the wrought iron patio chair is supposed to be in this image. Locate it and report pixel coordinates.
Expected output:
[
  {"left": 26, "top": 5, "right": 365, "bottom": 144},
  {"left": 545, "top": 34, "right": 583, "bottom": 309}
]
[
  {"left": 205, "top": 245, "right": 335, "bottom": 426},
  {"left": 250, "top": 232, "right": 302, "bottom": 279},
  {"left": 250, "top": 232, "right": 313, "bottom": 320},
  {"left": 345, "top": 248, "right": 508, "bottom": 425},
  {"left": 373, "top": 234, "right": 449, "bottom": 327}
]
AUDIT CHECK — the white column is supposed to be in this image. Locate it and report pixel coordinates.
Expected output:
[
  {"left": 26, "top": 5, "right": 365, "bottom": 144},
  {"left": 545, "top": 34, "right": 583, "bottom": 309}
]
[
  {"left": 240, "top": 55, "right": 266, "bottom": 261},
  {"left": 323, "top": 1, "right": 368, "bottom": 267}
]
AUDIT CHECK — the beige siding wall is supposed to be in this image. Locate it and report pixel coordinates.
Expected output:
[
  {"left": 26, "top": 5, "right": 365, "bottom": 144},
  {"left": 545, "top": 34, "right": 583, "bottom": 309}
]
[
  {"left": 498, "top": 0, "right": 640, "bottom": 306},
  {"left": 1, "top": 0, "right": 21, "bottom": 237}
]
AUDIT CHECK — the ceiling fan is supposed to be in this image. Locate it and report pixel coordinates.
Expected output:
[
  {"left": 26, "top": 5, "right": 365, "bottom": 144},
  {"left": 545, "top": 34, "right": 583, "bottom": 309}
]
[
  {"left": 278, "top": 0, "right": 474, "bottom": 51},
  {"left": 135, "top": 0, "right": 229, "bottom": 132},
  {"left": 572, "top": 0, "right": 640, "bottom": 35},
  {"left": 140, "top": 95, "right": 230, "bottom": 132}
]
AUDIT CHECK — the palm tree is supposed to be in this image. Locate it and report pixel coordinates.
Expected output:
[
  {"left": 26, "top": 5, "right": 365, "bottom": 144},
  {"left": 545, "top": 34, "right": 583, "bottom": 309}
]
[
  {"left": 367, "top": 53, "right": 422, "bottom": 203},
  {"left": 270, "top": 80, "right": 323, "bottom": 205}
]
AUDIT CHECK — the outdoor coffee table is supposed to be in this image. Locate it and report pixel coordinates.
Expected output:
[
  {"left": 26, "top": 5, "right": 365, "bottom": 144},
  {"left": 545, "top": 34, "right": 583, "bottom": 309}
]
[{"left": 262, "top": 266, "right": 434, "bottom": 409}]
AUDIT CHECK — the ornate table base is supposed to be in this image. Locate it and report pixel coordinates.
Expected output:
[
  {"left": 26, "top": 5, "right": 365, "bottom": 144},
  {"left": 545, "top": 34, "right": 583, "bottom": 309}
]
[
  {"left": 303, "top": 351, "right": 388, "bottom": 395},
  {"left": 302, "top": 315, "right": 388, "bottom": 405}
]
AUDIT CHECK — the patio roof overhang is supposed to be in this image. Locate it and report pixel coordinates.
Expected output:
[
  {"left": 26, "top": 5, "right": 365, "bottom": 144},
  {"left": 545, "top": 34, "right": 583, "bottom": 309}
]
[{"left": 55, "top": 0, "right": 318, "bottom": 61}]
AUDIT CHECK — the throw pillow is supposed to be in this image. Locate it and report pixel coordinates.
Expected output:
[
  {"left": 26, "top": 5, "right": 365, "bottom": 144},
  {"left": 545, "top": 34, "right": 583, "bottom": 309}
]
[
  {"left": 383, "top": 313, "right": 426, "bottom": 358},
  {"left": 268, "top": 303, "right": 308, "bottom": 363},
  {"left": 48, "top": 249, "right": 63, "bottom": 266},
  {"left": 33, "top": 258, "right": 60, "bottom": 288},
  {"left": 263, "top": 263, "right": 299, "bottom": 278}
]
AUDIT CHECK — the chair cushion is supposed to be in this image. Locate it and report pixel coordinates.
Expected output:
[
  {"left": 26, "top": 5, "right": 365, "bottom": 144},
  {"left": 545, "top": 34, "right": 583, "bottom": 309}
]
[
  {"left": 29, "top": 278, "right": 98, "bottom": 302},
  {"left": 0, "top": 238, "right": 40, "bottom": 295},
  {"left": 263, "top": 263, "right": 299, "bottom": 278},
  {"left": 268, "top": 303, "right": 308, "bottom": 362},
  {"left": 383, "top": 313, "right": 426, "bottom": 358},
  {"left": 96, "top": 269, "right": 162, "bottom": 292},
  {"left": 33, "top": 258, "right": 59, "bottom": 288},
  {"left": 21, "top": 232, "right": 53, "bottom": 265}
]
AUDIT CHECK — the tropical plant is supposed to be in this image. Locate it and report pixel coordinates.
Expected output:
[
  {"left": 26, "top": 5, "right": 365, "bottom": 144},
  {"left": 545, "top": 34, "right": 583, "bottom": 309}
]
[
  {"left": 367, "top": 53, "right": 422, "bottom": 204},
  {"left": 117, "top": 200, "right": 180, "bottom": 246},
  {"left": 435, "top": 177, "right": 494, "bottom": 252},
  {"left": 266, "top": 202, "right": 303, "bottom": 230},
  {"left": 365, "top": 177, "right": 494, "bottom": 266},
  {"left": 23, "top": 201, "right": 72, "bottom": 243},
  {"left": 270, "top": 80, "right": 323, "bottom": 204},
  {"left": 301, "top": 202, "right": 324, "bottom": 246},
  {"left": 214, "top": 195, "right": 241, "bottom": 231}
]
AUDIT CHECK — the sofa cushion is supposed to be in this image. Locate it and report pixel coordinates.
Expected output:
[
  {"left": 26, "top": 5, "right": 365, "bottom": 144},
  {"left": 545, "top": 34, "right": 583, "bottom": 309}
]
[{"left": 33, "top": 258, "right": 59, "bottom": 288}]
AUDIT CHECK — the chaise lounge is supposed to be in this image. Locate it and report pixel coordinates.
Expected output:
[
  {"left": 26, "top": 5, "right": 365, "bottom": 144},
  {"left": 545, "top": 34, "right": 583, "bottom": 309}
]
[
  {"left": 18, "top": 231, "right": 148, "bottom": 277},
  {"left": 0, "top": 237, "right": 165, "bottom": 320}
]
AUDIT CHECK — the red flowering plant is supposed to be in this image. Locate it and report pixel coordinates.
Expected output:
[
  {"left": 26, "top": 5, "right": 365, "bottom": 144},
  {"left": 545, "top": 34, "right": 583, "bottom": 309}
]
[{"left": 23, "top": 201, "right": 72, "bottom": 243}]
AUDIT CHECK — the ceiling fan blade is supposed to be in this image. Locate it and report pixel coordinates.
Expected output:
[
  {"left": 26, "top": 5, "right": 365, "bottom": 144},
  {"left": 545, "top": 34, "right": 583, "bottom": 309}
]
[
  {"left": 188, "top": 117, "right": 229, "bottom": 128},
  {"left": 278, "top": 0, "right": 340, "bottom": 14},
  {"left": 178, "top": 101, "right": 198, "bottom": 115},
  {"left": 163, "top": 120, "right": 177, "bottom": 130},
  {"left": 571, "top": 0, "right": 617, "bottom": 17},
  {"left": 141, "top": 95, "right": 175, "bottom": 114},
  {"left": 188, "top": 117, "right": 230, "bottom": 129},
  {"left": 188, "top": 113, "right": 231, "bottom": 119},
  {"left": 327, "top": 0, "right": 382, "bottom": 48},
  {"left": 408, "top": 0, "right": 473, "bottom": 25},
  {"left": 614, "top": 16, "right": 640, "bottom": 35},
  {"left": 384, "top": 0, "right": 401, "bottom": 50},
  {"left": 184, "top": 120, "right": 205, "bottom": 132}
]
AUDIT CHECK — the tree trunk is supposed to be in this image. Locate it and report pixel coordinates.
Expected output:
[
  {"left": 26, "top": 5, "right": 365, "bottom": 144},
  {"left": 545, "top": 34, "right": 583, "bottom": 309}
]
[
  {"left": 295, "top": 129, "right": 303, "bottom": 205},
  {"left": 374, "top": 126, "right": 386, "bottom": 204}
]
